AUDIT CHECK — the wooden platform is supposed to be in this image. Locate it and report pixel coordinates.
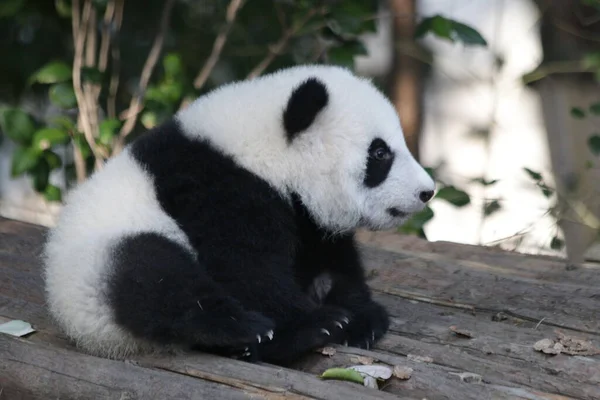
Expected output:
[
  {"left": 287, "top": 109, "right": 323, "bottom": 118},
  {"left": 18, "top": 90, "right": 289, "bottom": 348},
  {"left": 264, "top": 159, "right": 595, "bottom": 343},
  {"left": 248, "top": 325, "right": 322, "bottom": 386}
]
[{"left": 1, "top": 216, "right": 599, "bottom": 400}]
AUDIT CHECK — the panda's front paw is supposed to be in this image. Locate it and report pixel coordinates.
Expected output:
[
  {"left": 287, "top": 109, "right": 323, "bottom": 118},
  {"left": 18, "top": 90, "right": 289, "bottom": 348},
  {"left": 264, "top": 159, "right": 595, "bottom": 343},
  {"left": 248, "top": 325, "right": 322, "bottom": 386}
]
[
  {"left": 301, "top": 305, "right": 352, "bottom": 345},
  {"left": 343, "top": 301, "right": 389, "bottom": 350}
]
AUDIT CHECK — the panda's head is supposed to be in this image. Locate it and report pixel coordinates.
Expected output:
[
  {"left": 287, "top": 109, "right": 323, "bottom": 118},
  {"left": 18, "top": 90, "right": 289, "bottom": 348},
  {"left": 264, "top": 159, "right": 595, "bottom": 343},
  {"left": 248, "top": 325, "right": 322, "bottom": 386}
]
[
  {"left": 279, "top": 67, "right": 435, "bottom": 233},
  {"left": 177, "top": 65, "right": 435, "bottom": 233}
]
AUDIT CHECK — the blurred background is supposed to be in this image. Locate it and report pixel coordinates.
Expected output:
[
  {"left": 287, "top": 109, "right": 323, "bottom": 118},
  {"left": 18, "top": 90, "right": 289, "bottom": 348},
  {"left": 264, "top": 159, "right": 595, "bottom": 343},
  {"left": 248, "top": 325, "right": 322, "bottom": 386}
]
[{"left": 0, "top": 0, "right": 599, "bottom": 265}]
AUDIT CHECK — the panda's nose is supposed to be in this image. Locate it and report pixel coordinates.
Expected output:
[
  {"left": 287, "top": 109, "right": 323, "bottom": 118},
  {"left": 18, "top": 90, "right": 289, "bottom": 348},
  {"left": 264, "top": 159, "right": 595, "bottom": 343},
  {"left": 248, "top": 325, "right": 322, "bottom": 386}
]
[{"left": 419, "top": 190, "right": 434, "bottom": 203}]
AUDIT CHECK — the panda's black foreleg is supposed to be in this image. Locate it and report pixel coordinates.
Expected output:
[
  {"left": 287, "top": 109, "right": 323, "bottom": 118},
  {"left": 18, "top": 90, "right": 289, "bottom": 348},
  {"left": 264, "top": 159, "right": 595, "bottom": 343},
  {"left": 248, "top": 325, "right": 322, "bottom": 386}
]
[
  {"left": 322, "top": 276, "right": 390, "bottom": 350},
  {"left": 107, "top": 232, "right": 275, "bottom": 351},
  {"left": 312, "top": 234, "right": 390, "bottom": 350}
]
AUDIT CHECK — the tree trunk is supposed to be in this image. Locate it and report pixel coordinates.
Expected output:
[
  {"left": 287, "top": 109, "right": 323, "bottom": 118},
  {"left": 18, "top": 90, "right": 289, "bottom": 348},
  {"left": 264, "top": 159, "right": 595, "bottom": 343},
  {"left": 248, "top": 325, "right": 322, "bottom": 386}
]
[{"left": 388, "top": 0, "right": 423, "bottom": 161}]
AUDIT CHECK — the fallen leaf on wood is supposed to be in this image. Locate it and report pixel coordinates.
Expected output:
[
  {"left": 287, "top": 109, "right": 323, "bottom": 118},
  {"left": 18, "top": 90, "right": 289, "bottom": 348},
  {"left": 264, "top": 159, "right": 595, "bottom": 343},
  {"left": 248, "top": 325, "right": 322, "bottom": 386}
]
[
  {"left": 349, "top": 365, "right": 393, "bottom": 381},
  {"left": 407, "top": 354, "right": 433, "bottom": 363},
  {"left": 350, "top": 355, "right": 375, "bottom": 365},
  {"left": 393, "top": 366, "right": 413, "bottom": 380},
  {"left": 555, "top": 330, "right": 600, "bottom": 356},
  {"left": 449, "top": 372, "right": 482, "bottom": 384},
  {"left": 318, "top": 347, "right": 336, "bottom": 357},
  {"left": 0, "top": 320, "right": 35, "bottom": 337},
  {"left": 320, "top": 368, "right": 364, "bottom": 385},
  {"left": 533, "top": 338, "right": 563, "bottom": 355},
  {"left": 449, "top": 325, "right": 474, "bottom": 338}
]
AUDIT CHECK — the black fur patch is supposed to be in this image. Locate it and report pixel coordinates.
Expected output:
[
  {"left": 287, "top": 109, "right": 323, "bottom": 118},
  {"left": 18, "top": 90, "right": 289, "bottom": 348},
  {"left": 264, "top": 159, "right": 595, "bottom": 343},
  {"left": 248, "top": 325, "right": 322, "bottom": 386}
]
[
  {"left": 283, "top": 77, "right": 328, "bottom": 142},
  {"left": 364, "top": 138, "right": 394, "bottom": 188}
]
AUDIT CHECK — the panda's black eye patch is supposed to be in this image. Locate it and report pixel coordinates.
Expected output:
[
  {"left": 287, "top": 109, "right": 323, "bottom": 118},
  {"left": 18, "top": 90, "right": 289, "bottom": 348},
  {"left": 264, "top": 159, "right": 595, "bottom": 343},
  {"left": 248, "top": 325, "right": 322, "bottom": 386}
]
[{"left": 364, "top": 138, "right": 394, "bottom": 188}]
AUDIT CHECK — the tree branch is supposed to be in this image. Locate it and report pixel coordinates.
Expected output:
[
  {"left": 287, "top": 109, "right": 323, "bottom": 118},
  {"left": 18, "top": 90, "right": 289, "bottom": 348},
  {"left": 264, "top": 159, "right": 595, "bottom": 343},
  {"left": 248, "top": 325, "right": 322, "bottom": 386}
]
[
  {"left": 246, "top": 7, "right": 322, "bottom": 79},
  {"left": 193, "top": 0, "right": 246, "bottom": 90},
  {"left": 107, "top": 0, "right": 124, "bottom": 120},
  {"left": 72, "top": 0, "right": 103, "bottom": 179},
  {"left": 113, "top": 0, "right": 176, "bottom": 154}
]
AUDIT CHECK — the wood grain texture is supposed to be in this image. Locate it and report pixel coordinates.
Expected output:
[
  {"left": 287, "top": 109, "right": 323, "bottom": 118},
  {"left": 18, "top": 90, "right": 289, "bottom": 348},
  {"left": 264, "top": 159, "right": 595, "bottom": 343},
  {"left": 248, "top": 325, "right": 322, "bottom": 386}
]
[{"left": 1, "top": 217, "right": 599, "bottom": 400}]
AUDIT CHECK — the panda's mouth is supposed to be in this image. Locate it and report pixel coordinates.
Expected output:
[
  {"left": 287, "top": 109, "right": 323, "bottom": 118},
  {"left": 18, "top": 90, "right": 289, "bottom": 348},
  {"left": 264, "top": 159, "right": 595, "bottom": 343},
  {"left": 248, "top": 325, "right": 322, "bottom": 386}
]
[{"left": 387, "top": 207, "right": 408, "bottom": 218}]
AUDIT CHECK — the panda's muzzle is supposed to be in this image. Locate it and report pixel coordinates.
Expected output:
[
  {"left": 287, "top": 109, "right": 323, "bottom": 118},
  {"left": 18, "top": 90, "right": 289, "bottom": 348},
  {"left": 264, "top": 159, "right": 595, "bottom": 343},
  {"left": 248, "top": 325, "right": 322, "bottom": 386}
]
[{"left": 387, "top": 207, "right": 407, "bottom": 218}]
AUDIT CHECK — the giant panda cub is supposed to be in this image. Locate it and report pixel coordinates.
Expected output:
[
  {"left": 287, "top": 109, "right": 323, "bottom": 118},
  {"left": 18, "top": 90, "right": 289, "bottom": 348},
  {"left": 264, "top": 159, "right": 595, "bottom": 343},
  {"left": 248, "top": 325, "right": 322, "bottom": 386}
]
[{"left": 43, "top": 65, "right": 435, "bottom": 365}]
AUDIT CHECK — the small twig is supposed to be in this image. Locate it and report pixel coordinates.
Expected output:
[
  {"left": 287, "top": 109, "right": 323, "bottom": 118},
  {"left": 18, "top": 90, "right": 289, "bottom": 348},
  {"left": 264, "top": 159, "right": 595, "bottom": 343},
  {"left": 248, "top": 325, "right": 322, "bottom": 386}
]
[
  {"left": 113, "top": 0, "right": 176, "bottom": 154},
  {"left": 72, "top": 0, "right": 103, "bottom": 178},
  {"left": 107, "top": 0, "right": 124, "bottom": 120},
  {"left": 535, "top": 317, "right": 547, "bottom": 330},
  {"left": 246, "top": 7, "right": 323, "bottom": 79},
  {"left": 193, "top": 0, "right": 246, "bottom": 90},
  {"left": 98, "top": 0, "right": 115, "bottom": 73}
]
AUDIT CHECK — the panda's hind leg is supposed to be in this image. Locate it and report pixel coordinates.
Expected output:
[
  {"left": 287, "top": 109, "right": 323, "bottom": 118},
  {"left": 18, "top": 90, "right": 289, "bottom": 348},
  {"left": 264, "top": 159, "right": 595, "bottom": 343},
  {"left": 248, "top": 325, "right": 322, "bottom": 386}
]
[{"left": 107, "top": 232, "right": 274, "bottom": 351}]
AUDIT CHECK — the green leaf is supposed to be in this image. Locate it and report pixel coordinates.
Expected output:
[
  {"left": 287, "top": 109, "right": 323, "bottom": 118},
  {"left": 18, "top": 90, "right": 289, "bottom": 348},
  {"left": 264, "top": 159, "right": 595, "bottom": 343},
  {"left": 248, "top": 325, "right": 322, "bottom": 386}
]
[
  {"left": 50, "top": 115, "right": 76, "bottom": 131},
  {"left": 589, "top": 102, "right": 600, "bottom": 116},
  {"left": 73, "top": 134, "right": 92, "bottom": 159},
  {"left": 435, "top": 186, "right": 470, "bottom": 207},
  {"left": 32, "top": 128, "right": 70, "bottom": 151},
  {"left": 0, "top": 107, "right": 37, "bottom": 145},
  {"left": 81, "top": 67, "right": 103, "bottom": 84},
  {"left": 43, "top": 150, "right": 63, "bottom": 169},
  {"left": 451, "top": 21, "right": 487, "bottom": 46},
  {"left": 321, "top": 368, "right": 365, "bottom": 385},
  {"left": 540, "top": 185, "right": 553, "bottom": 198},
  {"left": 523, "top": 167, "right": 542, "bottom": 181},
  {"left": 99, "top": 118, "right": 121, "bottom": 145},
  {"left": 44, "top": 184, "right": 63, "bottom": 202},
  {"left": 415, "top": 16, "right": 435, "bottom": 38},
  {"left": 11, "top": 147, "right": 41, "bottom": 177},
  {"left": 0, "top": 0, "right": 24, "bottom": 18},
  {"left": 163, "top": 53, "right": 183, "bottom": 79},
  {"left": 32, "top": 159, "right": 50, "bottom": 192},
  {"left": 430, "top": 15, "right": 453, "bottom": 40},
  {"left": 55, "top": 0, "right": 71, "bottom": 17},
  {"left": 49, "top": 83, "right": 77, "bottom": 109},
  {"left": 588, "top": 135, "right": 600, "bottom": 156},
  {"left": 471, "top": 177, "right": 499, "bottom": 186},
  {"left": 29, "top": 61, "right": 72, "bottom": 85},
  {"left": 570, "top": 107, "right": 586, "bottom": 119},
  {"left": 141, "top": 111, "right": 158, "bottom": 129},
  {"left": 550, "top": 236, "right": 564, "bottom": 250},
  {"left": 483, "top": 200, "right": 501, "bottom": 216},
  {"left": 583, "top": 52, "right": 600, "bottom": 69}
]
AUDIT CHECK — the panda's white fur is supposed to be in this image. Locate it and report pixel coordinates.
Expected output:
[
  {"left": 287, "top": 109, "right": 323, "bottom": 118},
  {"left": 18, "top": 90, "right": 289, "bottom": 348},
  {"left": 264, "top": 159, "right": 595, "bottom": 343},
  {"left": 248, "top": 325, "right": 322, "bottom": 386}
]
[{"left": 43, "top": 64, "right": 434, "bottom": 359}]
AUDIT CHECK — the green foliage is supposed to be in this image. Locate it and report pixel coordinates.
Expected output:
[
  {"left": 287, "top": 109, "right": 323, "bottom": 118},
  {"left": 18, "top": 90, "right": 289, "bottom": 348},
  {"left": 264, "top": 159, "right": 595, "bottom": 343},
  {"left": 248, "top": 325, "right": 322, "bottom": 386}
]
[
  {"left": 0, "top": 107, "right": 37, "bottom": 145},
  {"left": 49, "top": 83, "right": 77, "bottom": 109},
  {"left": 435, "top": 185, "right": 471, "bottom": 207},
  {"left": 0, "top": 0, "right": 25, "bottom": 18},
  {"left": 400, "top": 206, "right": 434, "bottom": 239},
  {"left": 32, "top": 128, "right": 70, "bottom": 151},
  {"left": 11, "top": 146, "right": 40, "bottom": 177},
  {"left": 415, "top": 15, "right": 487, "bottom": 46},
  {"left": 570, "top": 107, "right": 586, "bottom": 119},
  {"left": 99, "top": 119, "right": 121, "bottom": 146},
  {"left": 44, "top": 184, "right": 62, "bottom": 202},
  {"left": 28, "top": 61, "right": 72, "bottom": 85},
  {"left": 484, "top": 200, "right": 501, "bottom": 217},
  {"left": 589, "top": 102, "right": 600, "bottom": 115},
  {"left": 588, "top": 135, "right": 600, "bottom": 156}
]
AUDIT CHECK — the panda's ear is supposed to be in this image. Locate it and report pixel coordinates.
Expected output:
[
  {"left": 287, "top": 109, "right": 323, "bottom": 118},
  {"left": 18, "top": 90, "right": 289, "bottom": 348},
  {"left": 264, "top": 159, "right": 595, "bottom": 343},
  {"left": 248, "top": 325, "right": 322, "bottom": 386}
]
[{"left": 283, "top": 77, "right": 329, "bottom": 142}]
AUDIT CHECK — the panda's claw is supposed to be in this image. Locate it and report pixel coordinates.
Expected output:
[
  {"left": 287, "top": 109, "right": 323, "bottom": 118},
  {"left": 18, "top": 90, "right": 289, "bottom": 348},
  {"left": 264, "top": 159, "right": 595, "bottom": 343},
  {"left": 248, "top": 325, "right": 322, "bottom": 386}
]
[
  {"left": 243, "top": 351, "right": 251, "bottom": 357},
  {"left": 320, "top": 328, "right": 330, "bottom": 336},
  {"left": 266, "top": 330, "right": 274, "bottom": 340},
  {"left": 257, "top": 334, "right": 262, "bottom": 343},
  {"left": 341, "top": 317, "right": 350, "bottom": 325},
  {"left": 334, "top": 321, "right": 343, "bottom": 329}
]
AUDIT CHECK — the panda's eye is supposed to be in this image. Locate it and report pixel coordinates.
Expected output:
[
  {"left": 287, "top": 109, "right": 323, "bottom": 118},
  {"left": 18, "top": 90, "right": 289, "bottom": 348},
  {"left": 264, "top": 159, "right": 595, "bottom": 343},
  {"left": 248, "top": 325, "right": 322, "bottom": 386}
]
[{"left": 373, "top": 147, "right": 390, "bottom": 161}]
